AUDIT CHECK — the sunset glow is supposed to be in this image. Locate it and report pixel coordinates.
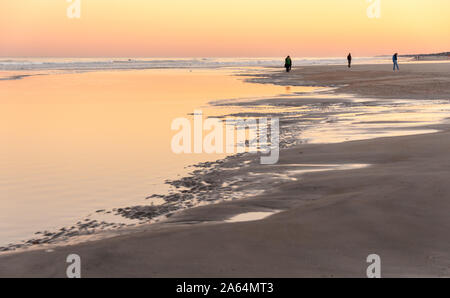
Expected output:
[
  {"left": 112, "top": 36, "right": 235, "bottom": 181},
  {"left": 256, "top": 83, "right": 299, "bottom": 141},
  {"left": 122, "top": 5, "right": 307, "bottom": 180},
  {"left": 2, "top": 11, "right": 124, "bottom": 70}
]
[{"left": 1, "top": 0, "right": 449, "bottom": 57}]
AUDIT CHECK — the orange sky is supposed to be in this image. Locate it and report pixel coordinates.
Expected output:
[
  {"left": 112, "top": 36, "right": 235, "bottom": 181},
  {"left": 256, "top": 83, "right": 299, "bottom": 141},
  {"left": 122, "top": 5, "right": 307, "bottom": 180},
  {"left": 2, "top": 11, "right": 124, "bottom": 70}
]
[{"left": 1, "top": 0, "right": 449, "bottom": 57}]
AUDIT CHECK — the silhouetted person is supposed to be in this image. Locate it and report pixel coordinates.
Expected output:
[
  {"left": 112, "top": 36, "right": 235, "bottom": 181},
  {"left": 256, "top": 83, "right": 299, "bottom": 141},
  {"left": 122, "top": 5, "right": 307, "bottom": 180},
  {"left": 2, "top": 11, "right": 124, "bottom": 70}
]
[
  {"left": 285, "top": 56, "right": 292, "bottom": 72},
  {"left": 347, "top": 53, "right": 352, "bottom": 68},
  {"left": 393, "top": 53, "right": 399, "bottom": 71}
]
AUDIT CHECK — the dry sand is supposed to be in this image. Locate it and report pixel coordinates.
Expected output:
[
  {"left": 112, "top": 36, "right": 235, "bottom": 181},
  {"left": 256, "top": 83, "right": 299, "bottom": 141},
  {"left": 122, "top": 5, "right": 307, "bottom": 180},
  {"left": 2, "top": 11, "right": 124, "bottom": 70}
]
[{"left": 1, "top": 62, "right": 450, "bottom": 277}]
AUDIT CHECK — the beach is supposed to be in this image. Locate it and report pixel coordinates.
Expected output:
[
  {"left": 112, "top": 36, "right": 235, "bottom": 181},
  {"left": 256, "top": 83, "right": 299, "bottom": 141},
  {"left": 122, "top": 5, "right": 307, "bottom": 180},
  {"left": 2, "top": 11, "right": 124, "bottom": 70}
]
[
  {"left": 0, "top": 67, "right": 310, "bottom": 247},
  {"left": 247, "top": 62, "right": 450, "bottom": 99},
  {"left": 1, "top": 62, "right": 450, "bottom": 277}
]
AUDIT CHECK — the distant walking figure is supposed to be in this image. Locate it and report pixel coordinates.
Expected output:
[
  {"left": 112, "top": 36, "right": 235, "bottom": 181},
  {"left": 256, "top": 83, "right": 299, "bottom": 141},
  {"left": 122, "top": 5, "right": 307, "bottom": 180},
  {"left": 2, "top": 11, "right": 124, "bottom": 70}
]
[
  {"left": 347, "top": 53, "right": 352, "bottom": 68},
  {"left": 393, "top": 53, "right": 400, "bottom": 71},
  {"left": 285, "top": 56, "right": 292, "bottom": 72}
]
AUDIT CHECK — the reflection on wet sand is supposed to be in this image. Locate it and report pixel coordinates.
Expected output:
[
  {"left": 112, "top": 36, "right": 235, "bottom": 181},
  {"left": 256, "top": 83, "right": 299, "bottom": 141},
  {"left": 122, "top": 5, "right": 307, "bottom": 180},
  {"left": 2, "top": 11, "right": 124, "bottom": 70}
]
[{"left": 0, "top": 68, "right": 310, "bottom": 248}]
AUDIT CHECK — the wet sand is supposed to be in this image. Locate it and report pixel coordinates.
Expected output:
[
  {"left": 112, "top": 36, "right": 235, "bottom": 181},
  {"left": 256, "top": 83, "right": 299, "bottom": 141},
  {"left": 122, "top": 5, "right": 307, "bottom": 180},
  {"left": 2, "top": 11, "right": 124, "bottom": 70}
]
[
  {"left": 1, "top": 63, "right": 450, "bottom": 277},
  {"left": 247, "top": 62, "right": 450, "bottom": 100}
]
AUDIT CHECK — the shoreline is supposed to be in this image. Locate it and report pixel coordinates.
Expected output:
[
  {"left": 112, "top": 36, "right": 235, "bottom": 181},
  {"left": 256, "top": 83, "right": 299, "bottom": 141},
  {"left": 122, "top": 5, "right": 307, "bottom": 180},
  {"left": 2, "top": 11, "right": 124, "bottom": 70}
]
[{"left": 1, "top": 62, "right": 450, "bottom": 277}]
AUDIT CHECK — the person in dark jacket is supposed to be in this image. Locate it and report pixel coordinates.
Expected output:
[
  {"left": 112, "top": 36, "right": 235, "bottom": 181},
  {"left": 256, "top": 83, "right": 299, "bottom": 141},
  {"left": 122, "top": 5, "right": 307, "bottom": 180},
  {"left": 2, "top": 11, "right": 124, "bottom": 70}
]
[
  {"left": 347, "top": 53, "right": 352, "bottom": 68},
  {"left": 285, "top": 56, "right": 292, "bottom": 72},
  {"left": 393, "top": 53, "right": 399, "bottom": 71}
]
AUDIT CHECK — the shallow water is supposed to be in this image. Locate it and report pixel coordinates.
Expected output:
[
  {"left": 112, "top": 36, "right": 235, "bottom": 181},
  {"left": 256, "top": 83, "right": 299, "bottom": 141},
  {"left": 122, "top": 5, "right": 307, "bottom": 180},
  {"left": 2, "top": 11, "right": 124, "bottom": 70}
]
[
  {"left": 215, "top": 92, "right": 450, "bottom": 146},
  {"left": 1, "top": 66, "right": 450, "bottom": 248},
  {"left": 226, "top": 211, "right": 280, "bottom": 223},
  {"left": 0, "top": 68, "right": 311, "bottom": 246},
  {"left": 298, "top": 97, "right": 450, "bottom": 144}
]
